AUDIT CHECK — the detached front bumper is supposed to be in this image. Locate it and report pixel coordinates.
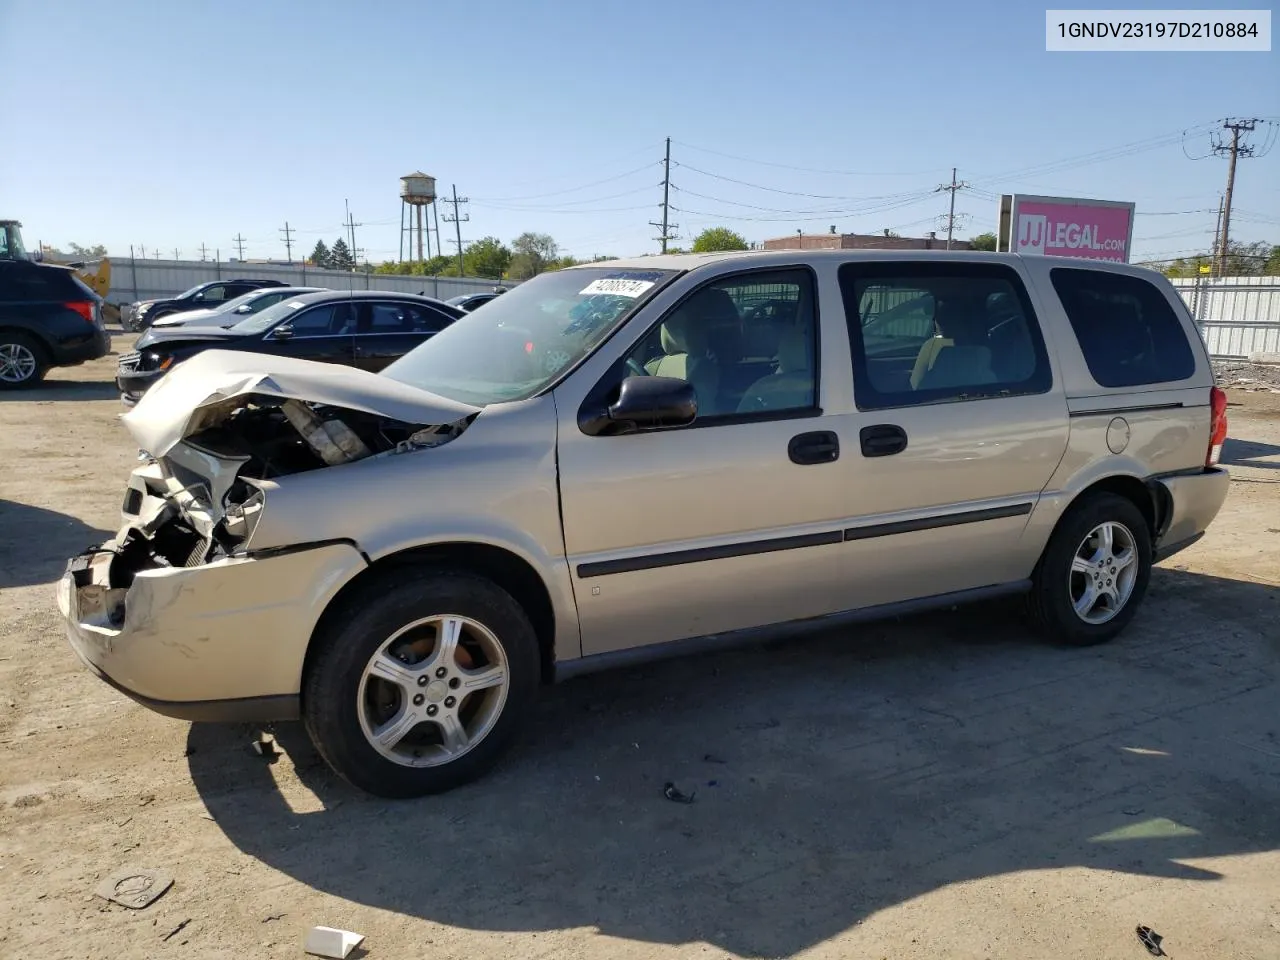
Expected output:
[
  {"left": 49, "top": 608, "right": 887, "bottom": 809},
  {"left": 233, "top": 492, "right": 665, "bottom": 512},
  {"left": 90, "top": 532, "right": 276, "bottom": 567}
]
[{"left": 58, "top": 540, "right": 367, "bottom": 722}]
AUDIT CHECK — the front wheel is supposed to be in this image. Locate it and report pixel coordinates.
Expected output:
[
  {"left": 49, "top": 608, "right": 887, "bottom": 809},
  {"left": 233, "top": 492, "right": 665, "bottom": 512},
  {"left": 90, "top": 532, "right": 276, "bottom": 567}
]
[
  {"left": 1028, "top": 492, "right": 1153, "bottom": 646},
  {"left": 302, "top": 569, "right": 540, "bottom": 798}
]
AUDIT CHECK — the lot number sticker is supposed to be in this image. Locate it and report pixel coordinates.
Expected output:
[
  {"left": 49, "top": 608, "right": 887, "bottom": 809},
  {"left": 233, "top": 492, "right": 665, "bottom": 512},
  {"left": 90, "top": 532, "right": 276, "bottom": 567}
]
[{"left": 578, "top": 278, "right": 656, "bottom": 298}]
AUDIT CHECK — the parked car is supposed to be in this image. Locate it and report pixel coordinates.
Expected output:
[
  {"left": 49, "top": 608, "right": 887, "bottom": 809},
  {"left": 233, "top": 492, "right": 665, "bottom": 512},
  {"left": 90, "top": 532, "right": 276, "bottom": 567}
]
[
  {"left": 148, "top": 286, "right": 325, "bottom": 329},
  {"left": 60, "top": 251, "right": 1229, "bottom": 798},
  {"left": 116, "top": 290, "right": 463, "bottom": 404},
  {"left": 124, "top": 279, "right": 289, "bottom": 331},
  {"left": 445, "top": 288, "right": 507, "bottom": 312},
  {"left": 0, "top": 255, "right": 110, "bottom": 389}
]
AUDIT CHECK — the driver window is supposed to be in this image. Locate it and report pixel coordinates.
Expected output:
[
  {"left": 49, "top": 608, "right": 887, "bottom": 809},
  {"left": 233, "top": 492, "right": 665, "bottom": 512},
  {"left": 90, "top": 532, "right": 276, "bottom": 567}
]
[
  {"left": 621, "top": 269, "right": 818, "bottom": 418},
  {"left": 201, "top": 284, "right": 227, "bottom": 302}
]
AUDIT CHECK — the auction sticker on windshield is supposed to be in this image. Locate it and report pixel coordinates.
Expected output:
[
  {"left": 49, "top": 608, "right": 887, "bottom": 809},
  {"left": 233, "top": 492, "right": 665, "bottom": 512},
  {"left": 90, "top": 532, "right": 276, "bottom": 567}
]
[{"left": 578, "top": 278, "right": 655, "bottom": 298}]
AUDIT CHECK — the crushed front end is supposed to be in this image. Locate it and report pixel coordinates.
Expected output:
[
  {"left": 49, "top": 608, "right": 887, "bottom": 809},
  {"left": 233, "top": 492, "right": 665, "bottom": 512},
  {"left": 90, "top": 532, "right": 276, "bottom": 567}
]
[{"left": 59, "top": 350, "right": 479, "bottom": 721}]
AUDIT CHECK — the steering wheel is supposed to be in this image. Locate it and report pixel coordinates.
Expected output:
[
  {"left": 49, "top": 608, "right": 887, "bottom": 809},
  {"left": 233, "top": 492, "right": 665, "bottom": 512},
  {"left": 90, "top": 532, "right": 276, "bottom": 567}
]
[{"left": 625, "top": 357, "right": 647, "bottom": 378}]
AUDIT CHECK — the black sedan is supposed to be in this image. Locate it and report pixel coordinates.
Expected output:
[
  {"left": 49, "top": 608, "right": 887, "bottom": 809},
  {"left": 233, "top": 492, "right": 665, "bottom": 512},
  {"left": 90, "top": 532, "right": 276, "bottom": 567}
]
[
  {"left": 445, "top": 289, "right": 507, "bottom": 312},
  {"left": 117, "top": 290, "right": 463, "bottom": 405}
]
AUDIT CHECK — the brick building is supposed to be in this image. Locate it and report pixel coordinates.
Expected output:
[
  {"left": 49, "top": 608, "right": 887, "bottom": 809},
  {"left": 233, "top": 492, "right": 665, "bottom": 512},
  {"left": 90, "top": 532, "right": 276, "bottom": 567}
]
[{"left": 761, "top": 230, "right": 972, "bottom": 252}]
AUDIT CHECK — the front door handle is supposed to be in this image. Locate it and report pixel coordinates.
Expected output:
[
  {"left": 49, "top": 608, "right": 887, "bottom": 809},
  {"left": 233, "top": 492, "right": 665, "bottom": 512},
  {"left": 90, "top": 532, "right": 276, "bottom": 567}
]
[
  {"left": 788, "top": 430, "right": 840, "bottom": 465},
  {"left": 860, "top": 424, "right": 908, "bottom": 457}
]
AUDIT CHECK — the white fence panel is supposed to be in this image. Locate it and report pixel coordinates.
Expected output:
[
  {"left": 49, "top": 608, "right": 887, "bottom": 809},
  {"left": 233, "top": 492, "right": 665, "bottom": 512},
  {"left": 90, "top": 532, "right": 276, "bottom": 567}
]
[
  {"left": 106, "top": 258, "right": 517, "bottom": 306},
  {"left": 1170, "top": 276, "right": 1280, "bottom": 358}
]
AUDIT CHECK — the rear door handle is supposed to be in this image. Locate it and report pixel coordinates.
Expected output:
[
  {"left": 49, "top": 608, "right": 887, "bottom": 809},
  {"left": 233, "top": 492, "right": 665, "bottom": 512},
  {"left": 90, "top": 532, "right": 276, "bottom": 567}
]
[
  {"left": 788, "top": 430, "right": 840, "bottom": 465},
  {"left": 860, "top": 424, "right": 908, "bottom": 457}
]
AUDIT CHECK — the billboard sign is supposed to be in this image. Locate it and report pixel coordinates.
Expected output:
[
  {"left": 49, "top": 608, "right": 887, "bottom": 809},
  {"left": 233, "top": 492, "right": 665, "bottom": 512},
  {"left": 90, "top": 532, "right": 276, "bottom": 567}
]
[{"left": 997, "top": 194, "right": 1135, "bottom": 263}]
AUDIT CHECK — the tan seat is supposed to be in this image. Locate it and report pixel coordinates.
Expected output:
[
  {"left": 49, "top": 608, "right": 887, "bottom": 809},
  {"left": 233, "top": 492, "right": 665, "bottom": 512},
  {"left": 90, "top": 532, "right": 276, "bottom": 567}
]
[
  {"left": 644, "top": 296, "right": 724, "bottom": 414},
  {"left": 737, "top": 325, "right": 814, "bottom": 413}
]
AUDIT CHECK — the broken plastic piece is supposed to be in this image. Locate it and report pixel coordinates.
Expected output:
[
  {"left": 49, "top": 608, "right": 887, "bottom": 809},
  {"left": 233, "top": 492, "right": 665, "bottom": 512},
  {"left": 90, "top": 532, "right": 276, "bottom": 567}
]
[
  {"left": 1136, "top": 925, "right": 1166, "bottom": 957},
  {"left": 93, "top": 867, "right": 174, "bottom": 909},
  {"left": 304, "top": 926, "right": 365, "bottom": 959},
  {"left": 663, "top": 781, "right": 696, "bottom": 804}
]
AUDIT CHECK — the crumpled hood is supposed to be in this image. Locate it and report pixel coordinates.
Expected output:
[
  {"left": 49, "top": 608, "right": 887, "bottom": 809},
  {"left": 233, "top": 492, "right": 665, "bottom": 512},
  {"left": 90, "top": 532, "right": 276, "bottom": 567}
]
[{"left": 122, "top": 349, "right": 480, "bottom": 456}]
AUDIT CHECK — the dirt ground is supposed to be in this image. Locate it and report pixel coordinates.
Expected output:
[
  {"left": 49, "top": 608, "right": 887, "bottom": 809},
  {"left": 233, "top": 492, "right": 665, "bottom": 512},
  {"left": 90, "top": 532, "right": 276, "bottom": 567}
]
[{"left": 2, "top": 336, "right": 1278, "bottom": 960}]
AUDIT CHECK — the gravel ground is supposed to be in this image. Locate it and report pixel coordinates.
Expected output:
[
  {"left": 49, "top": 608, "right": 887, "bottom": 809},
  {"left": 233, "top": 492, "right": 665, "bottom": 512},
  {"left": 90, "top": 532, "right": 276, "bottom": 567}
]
[{"left": 1, "top": 337, "right": 1278, "bottom": 960}]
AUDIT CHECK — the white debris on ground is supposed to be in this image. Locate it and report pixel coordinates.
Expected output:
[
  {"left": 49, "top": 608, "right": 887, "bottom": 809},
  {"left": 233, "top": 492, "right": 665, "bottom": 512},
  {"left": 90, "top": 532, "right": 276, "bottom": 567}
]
[{"left": 1212, "top": 359, "right": 1280, "bottom": 392}]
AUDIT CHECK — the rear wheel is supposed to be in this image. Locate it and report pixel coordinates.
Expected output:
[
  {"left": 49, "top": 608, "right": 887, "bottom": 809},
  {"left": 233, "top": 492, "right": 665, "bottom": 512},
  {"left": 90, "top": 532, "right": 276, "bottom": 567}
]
[
  {"left": 0, "top": 332, "right": 47, "bottom": 389},
  {"left": 303, "top": 569, "right": 540, "bottom": 798},
  {"left": 1028, "top": 492, "right": 1152, "bottom": 646}
]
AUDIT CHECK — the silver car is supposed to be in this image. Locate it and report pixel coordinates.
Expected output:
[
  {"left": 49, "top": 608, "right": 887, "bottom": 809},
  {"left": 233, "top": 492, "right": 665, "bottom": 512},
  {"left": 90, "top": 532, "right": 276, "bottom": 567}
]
[{"left": 59, "top": 250, "right": 1230, "bottom": 797}]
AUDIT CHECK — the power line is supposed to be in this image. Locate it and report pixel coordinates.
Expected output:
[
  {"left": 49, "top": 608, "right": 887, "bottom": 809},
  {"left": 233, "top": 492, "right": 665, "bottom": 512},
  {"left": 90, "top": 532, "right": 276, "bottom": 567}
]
[
  {"left": 671, "top": 139, "right": 949, "bottom": 178},
  {"left": 232, "top": 233, "right": 246, "bottom": 259},
  {"left": 650, "top": 137, "right": 678, "bottom": 253},
  {"left": 441, "top": 184, "right": 470, "bottom": 276},
  {"left": 279, "top": 221, "right": 295, "bottom": 263},
  {"left": 471, "top": 161, "right": 659, "bottom": 202}
]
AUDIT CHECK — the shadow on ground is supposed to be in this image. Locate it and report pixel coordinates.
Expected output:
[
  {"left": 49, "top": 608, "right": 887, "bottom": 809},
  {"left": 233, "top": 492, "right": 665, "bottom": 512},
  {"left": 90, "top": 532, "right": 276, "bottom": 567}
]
[
  {"left": 0, "top": 500, "right": 111, "bottom": 587},
  {"left": 188, "top": 568, "right": 1280, "bottom": 957},
  {"left": 0, "top": 380, "right": 120, "bottom": 402},
  {"left": 1222, "top": 436, "right": 1280, "bottom": 472}
]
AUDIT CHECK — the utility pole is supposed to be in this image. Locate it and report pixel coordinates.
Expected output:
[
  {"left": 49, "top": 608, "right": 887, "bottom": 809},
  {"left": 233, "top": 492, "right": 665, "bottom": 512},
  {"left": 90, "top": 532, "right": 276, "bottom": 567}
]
[
  {"left": 1211, "top": 118, "right": 1259, "bottom": 276},
  {"left": 232, "top": 233, "right": 247, "bottom": 260},
  {"left": 442, "top": 184, "right": 470, "bottom": 277},
  {"left": 279, "top": 221, "right": 295, "bottom": 263},
  {"left": 649, "top": 137, "right": 678, "bottom": 253},
  {"left": 198, "top": 242, "right": 209, "bottom": 262},
  {"left": 935, "top": 167, "right": 969, "bottom": 250},
  {"left": 342, "top": 199, "right": 364, "bottom": 271},
  {"left": 1211, "top": 195, "right": 1224, "bottom": 277},
  {"left": 172, "top": 247, "right": 180, "bottom": 260}
]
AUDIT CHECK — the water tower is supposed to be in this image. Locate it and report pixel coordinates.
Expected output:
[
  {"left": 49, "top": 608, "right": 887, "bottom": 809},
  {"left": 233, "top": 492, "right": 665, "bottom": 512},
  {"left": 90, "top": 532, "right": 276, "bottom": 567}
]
[{"left": 400, "top": 172, "right": 438, "bottom": 263}]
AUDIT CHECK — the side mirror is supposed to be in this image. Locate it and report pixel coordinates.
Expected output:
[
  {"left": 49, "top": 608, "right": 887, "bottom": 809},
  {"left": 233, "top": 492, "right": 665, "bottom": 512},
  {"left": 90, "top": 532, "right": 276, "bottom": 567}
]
[
  {"left": 270, "top": 323, "right": 294, "bottom": 341},
  {"left": 578, "top": 375, "right": 697, "bottom": 437},
  {"left": 235, "top": 304, "right": 252, "bottom": 313}
]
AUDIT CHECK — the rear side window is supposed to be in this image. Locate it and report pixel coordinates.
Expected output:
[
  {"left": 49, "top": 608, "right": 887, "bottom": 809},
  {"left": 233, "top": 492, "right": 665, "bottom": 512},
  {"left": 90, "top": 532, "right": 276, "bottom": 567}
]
[
  {"left": 1050, "top": 268, "right": 1195, "bottom": 388},
  {"left": 839, "top": 261, "right": 1052, "bottom": 411}
]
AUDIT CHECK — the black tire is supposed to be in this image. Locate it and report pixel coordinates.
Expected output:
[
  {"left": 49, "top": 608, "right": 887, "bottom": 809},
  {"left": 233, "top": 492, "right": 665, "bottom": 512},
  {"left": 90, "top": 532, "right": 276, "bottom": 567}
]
[
  {"left": 1028, "top": 492, "right": 1153, "bottom": 646},
  {"left": 0, "top": 331, "right": 48, "bottom": 390},
  {"left": 303, "top": 569, "right": 540, "bottom": 798}
]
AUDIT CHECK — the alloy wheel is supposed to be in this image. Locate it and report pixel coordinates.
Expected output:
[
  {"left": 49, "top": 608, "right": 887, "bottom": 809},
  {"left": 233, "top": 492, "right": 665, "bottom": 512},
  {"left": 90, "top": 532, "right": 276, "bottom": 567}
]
[
  {"left": 356, "top": 614, "right": 509, "bottom": 767},
  {"left": 1068, "top": 521, "right": 1139, "bottom": 625}
]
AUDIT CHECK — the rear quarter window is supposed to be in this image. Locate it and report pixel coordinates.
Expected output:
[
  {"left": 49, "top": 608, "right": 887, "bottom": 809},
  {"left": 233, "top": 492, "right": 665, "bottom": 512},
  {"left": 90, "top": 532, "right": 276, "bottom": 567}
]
[{"left": 1050, "top": 268, "right": 1196, "bottom": 388}]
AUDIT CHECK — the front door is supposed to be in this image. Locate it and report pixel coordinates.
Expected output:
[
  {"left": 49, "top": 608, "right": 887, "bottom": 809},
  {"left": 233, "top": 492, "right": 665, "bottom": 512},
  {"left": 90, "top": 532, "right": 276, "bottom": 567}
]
[
  {"left": 555, "top": 266, "right": 852, "bottom": 657},
  {"left": 830, "top": 259, "right": 1070, "bottom": 606},
  {"left": 261, "top": 300, "right": 357, "bottom": 365},
  {"left": 353, "top": 301, "right": 452, "bottom": 371}
]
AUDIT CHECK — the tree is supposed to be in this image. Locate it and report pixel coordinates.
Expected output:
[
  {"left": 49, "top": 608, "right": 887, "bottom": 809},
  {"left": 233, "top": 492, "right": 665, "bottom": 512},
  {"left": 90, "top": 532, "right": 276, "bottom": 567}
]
[
  {"left": 1264, "top": 245, "right": 1280, "bottom": 276},
  {"left": 329, "top": 237, "right": 354, "bottom": 271},
  {"left": 691, "top": 228, "right": 748, "bottom": 253},
  {"left": 968, "top": 232, "right": 997, "bottom": 252},
  {"left": 309, "top": 240, "right": 332, "bottom": 268},
  {"left": 508, "top": 232, "right": 559, "bottom": 279},
  {"left": 67, "top": 242, "right": 108, "bottom": 258},
  {"left": 463, "top": 236, "right": 512, "bottom": 279}
]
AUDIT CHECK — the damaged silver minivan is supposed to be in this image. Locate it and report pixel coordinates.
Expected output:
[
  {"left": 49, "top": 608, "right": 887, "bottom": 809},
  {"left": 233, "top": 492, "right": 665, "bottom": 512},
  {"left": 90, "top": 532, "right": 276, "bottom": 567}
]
[{"left": 60, "top": 251, "right": 1230, "bottom": 797}]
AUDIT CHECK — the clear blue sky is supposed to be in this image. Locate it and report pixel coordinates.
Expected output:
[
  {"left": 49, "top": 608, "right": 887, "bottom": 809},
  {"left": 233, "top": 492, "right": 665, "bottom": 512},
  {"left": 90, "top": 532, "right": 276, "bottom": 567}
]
[{"left": 1, "top": 0, "right": 1276, "bottom": 265}]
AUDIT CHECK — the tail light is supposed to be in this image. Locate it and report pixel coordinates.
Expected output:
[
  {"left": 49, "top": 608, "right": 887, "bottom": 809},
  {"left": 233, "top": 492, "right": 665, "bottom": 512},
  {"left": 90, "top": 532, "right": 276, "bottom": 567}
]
[
  {"left": 65, "top": 300, "right": 95, "bottom": 324},
  {"left": 1207, "top": 385, "right": 1228, "bottom": 467}
]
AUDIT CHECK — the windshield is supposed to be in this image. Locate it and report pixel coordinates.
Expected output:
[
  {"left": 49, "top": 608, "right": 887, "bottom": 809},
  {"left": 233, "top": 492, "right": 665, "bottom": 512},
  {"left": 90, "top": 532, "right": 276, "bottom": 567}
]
[
  {"left": 228, "top": 297, "right": 312, "bottom": 334},
  {"left": 383, "top": 267, "right": 676, "bottom": 405},
  {"left": 211, "top": 291, "right": 260, "bottom": 314},
  {"left": 0, "top": 223, "right": 26, "bottom": 260}
]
